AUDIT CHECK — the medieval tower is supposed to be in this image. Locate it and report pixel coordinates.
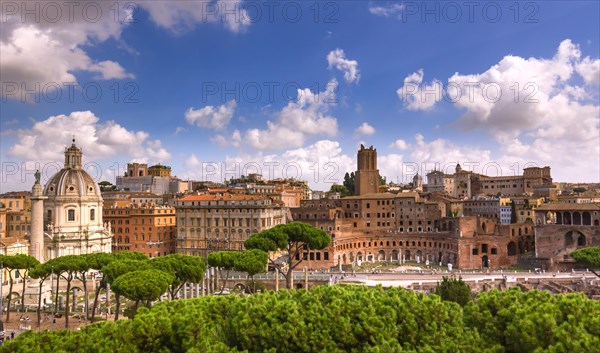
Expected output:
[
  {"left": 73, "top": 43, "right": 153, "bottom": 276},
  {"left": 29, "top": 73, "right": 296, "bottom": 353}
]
[{"left": 355, "top": 144, "right": 380, "bottom": 195}]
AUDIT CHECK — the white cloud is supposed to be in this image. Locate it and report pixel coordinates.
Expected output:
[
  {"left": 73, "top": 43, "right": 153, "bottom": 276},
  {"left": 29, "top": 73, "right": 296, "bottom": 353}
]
[
  {"left": 397, "top": 69, "right": 443, "bottom": 110},
  {"left": 389, "top": 139, "right": 410, "bottom": 150},
  {"left": 393, "top": 40, "right": 599, "bottom": 182},
  {"left": 181, "top": 140, "right": 353, "bottom": 190},
  {"left": 355, "top": 122, "right": 375, "bottom": 136},
  {"left": 7, "top": 111, "right": 171, "bottom": 163},
  {"left": 445, "top": 40, "right": 599, "bottom": 181},
  {"left": 0, "top": 2, "right": 134, "bottom": 99},
  {"left": 185, "top": 100, "right": 237, "bottom": 130},
  {"left": 243, "top": 80, "right": 339, "bottom": 150},
  {"left": 174, "top": 127, "right": 188, "bottom": 135},
  {"left": 368, "top": 3, "right": 404, "bottom": 17},
  {"left": 327, "top": 49, "right": 360, "bottom": 83},
  {"left": 184, "top": 154, "right": 201, "bottom": 170},
  {"left": 211, "top": 129, "right": 241, "bottom": 148},
  {"left": 576, "top": 57, "right": 600, "bottom": 85},
  {"left": 138, "top": 0, "right": 251, "bottom": 34},
  {"left": 1, "top": 0, "right": 253, "bottom": 100}
]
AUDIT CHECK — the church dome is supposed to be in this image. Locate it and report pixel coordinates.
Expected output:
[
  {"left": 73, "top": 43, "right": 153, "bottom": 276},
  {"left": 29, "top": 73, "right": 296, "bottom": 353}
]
[{"left": 43, "top": 139, "right": 101, "bottom": 198}]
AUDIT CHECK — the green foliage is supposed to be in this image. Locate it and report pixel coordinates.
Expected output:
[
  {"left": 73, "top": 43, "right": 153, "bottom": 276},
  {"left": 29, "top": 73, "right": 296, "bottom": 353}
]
[
  {"left": 464, "top": 288, "right": 600, "bottom": 353},
  {"left": 435, "top": 276, "right": 472, "bottom": 307},
  {"left": 207, "top": 251, "right": 238, "bottom": 270},
  {"left": 573, "top": 187, "right": 586, "bottom": 194},
  {"left": 149, "top": 254, "right": 206, "bottom": 298},
  {"left": 99, "top": 180, "right": 117, "bottom": 191},
  {"left": 1, "top": 253, "right": 40, "bottom": 270},
  {"left": 234, "top": 249, "right": 268, "bottom": 277},
  {"left": 245, "top": 222, "right": 331, "bottom": 253},
  {"left": 329, "top": 183, "right": 351, "bottom": 197},
  {"left": 570, "top": 247, "right": 600, "bottom": 277},
  {"left": 116, "top": 251, "right": 149, "bottom": 261},
  {"left": 343, "top": 172, "right": 355, "bottom": 196},
  {"left": 102, "top": 260, "right": 152, "bottom": 285},
  {"left": 28, "top": 263, "right": 52, "bottom": 280},
  {"left": 5, "top": 286, "right": 598, "bottom": 353},
  {"left": 244, "top": 222, "right": 331, "bottom": 288},
  {"left": 570, "top": 247, "right": 600, "bottom": 268},
  {"left": 112, "top": 269, "right": 173, "bottom": 305}
]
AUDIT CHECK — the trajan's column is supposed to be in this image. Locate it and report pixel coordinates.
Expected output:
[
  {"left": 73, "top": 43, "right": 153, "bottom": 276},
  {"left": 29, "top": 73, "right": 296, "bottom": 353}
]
[{"left": 29, "top": 170, "right": 47, "bottom": 262}]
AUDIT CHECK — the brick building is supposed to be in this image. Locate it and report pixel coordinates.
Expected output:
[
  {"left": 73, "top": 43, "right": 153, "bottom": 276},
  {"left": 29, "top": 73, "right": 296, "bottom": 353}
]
[
  {"left": 533, "top": 203, "right": 600, "bottom": 270},
  {"left": 426, "top": 164, "right": 554, "bottom": 198},
  {"left": 290, "top": 146, "right": 536, "bottom": 270},
  {"left": 103, "top": 205, "right": 177, "bottom": 257},
  {"left": 293, "top": 193, "right": 535, "bottom": 270}
]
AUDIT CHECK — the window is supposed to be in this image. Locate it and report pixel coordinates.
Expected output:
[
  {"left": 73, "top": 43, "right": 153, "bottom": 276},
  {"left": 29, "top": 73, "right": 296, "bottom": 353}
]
[
  {"left": 482, "top": 244, "right": 488, "bottom": 253},
  {"left": 67, "top": 209, "right": 75, "bottom": 222},
  {"left": 491, "top": 248, "right": 497, "bottom": 255},
  {"left": 90, "top": 209, "right": 96, "bottom": 221}
]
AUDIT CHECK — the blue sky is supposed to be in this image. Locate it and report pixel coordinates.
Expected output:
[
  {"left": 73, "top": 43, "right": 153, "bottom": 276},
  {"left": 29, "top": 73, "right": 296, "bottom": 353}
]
[{"left": 1, "top": 1, "right": 599, "bottom": 191}]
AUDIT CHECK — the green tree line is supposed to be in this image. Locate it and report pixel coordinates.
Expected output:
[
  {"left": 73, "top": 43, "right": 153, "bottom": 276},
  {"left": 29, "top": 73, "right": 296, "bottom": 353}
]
[{"left": 2, "top": 285, "right": 598, "bottom": 353}]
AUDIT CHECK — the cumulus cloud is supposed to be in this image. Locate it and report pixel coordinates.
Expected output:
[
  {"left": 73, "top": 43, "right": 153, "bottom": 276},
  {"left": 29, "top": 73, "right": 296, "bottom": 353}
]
[
  {"left": 378, "top": 134, "right": 495, "bottom": 183},
  {"left": 0, "top": 0, "right": 252, "bottom": 100},
  {"left": 355, "top": 122, "right": 375, "bottom": 136},
  {"left": 327, "top": 49, "right": 360, "bottom": 83},
  {"left": 185, "top": 100, "right": 236, "bottom": 130},
  {"left": 576, "top": 57, "right": 600, "bottom": 85},
  {"left": 397, "top": 69, "right": 443, "bottom": 110},
  {"left": 181, "top": 140, "right": 353, "bottom": 190},
  {"left": 7, "top": 111, "right": 171, "bottom": 163},
  {"left": 139, "top": 0, "right": 251, "bottom": 34},
  {"left": 0, "top": 2, "right": 134, "bottom": 99},
  {"left": 389, "top": 139, "right": 410, "bottom": 150},
  {"left": 368, "top": 3, "right": 404, "bottom": 17},
  {"left": 244, "top": 79, "right": 339, "bottom": 150},
  {"left": 211, "top": 129, "right": 242, "bottom": 148},
  {"left": 393, "top": 40, "right": 599, "bottom": 182}
]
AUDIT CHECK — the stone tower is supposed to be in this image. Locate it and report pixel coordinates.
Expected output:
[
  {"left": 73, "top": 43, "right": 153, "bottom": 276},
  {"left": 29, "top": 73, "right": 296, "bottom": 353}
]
[
  {"left": 29, "top": 171, "right": 47, "bottom": 262},
  {"left": 355, "top": 144, "right": 380, "bottom": 195},
  {"left": 413, "top": 173, "right": 423, "bottom": 191}
]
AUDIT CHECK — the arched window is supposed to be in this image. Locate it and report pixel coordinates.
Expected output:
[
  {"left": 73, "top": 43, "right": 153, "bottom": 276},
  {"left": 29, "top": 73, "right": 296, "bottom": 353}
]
[{"left": 507, "top": 242, "right": 517, "bottom": 256}]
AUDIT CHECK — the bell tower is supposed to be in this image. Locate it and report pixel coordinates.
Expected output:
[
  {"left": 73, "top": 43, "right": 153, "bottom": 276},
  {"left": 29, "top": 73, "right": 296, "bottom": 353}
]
[{"left": 355, "top": 144, "right": 380, "bottom": 195}]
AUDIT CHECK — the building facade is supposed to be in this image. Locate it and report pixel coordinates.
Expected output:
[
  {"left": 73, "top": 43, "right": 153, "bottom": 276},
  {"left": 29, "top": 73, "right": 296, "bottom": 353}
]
[
  {"left": 41, "top": 140, "right": 112, "bottom": 259},
  {"left": 426, "top": 165, "right": 553, "bottom": 198},
  {"left": 534, "top": 203, "right": 600, "bottom": 270},
  {"left": 175, "top": 194, "right": 289, "bottom": 257},
  {"left": 103, "top": 204, "right": 176, "bottom": 257}
]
